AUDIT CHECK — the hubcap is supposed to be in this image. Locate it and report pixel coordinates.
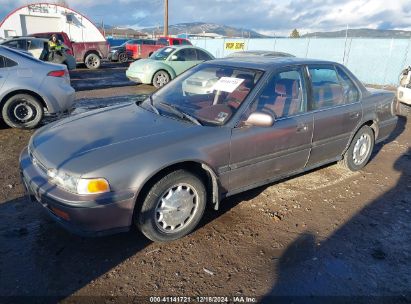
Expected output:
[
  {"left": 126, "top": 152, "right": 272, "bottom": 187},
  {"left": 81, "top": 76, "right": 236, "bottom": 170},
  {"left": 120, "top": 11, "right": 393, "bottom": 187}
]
[
  {"left": 155, "top": 73, "right": 168, "bottom": 87},
  {"left": 10, "top": 101, "right": 35, "bottom": 122},
  {"left": 155, "top": 183, "right": 199, "bottom": 233},
  {"left": 352, "top": 133, "right": 371, "bottom": 165},
  {"left": 87, "top": 56, "right": 98, "bottom": 67}
]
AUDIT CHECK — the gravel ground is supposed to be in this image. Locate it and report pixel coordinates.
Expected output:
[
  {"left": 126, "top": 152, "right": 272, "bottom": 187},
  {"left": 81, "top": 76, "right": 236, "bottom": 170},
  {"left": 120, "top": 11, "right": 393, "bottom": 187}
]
[{"left": 0, "top": 66, "right": 410, "bottom": 304}]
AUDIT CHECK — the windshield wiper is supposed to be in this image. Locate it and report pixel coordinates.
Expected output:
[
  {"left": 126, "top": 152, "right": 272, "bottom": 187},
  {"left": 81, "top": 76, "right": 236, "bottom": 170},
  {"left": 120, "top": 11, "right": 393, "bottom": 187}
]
[
  {"left": 147, "top": 95, "right": 160, "bottom": 114},
  {"left": 158, "top": 102, "right": 202, "bottom": 125}
]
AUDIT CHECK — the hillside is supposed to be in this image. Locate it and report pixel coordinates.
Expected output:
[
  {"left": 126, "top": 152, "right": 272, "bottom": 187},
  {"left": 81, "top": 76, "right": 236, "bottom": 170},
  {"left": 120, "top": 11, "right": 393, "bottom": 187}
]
[
  {"left": 303, "top": 28, "right": 411, "bottom": 38},
  {"left": 141, "top": 22, "right": 268, "bottom": 38}
]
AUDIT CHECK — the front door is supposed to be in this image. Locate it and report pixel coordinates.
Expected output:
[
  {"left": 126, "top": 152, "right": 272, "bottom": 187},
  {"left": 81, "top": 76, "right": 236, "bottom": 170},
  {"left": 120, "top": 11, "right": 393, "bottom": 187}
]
[
  {"left": 229, "top": 67, "right": 314, "bottom": 192},
  {"left": 167, "top": 48, "right": 200, "bottom": 75}
]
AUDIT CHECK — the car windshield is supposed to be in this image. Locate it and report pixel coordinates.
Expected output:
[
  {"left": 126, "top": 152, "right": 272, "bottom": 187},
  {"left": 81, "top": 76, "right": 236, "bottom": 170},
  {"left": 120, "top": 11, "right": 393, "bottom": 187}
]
[
  {"left": 150, "top": 47, "right": 175, "bottom": 60},
  {"left": 142, "top": 64, "right": 264, "bottom": 126}
]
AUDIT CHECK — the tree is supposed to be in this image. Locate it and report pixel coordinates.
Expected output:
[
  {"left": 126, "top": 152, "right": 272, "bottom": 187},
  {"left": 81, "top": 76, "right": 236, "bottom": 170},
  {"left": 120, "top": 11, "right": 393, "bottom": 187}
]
[{"left": 290, "top": 29, "right": 300, "bottom": 38}]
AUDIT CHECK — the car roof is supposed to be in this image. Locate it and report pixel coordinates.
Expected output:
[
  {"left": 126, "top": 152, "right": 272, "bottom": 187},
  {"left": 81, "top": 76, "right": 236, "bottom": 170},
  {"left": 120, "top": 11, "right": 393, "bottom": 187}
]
[
  {"left": 208, "top": 56, "right": 341, "bottom": 71},
  {"left": 227, "top": 50, "right": 295, "bottom": 58}
]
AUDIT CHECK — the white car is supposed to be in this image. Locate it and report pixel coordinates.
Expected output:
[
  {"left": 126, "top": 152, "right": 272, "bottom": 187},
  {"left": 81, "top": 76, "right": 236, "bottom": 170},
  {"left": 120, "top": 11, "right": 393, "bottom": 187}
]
[{"left": 397, "top": 66, "right": 411, "bottom": 115}]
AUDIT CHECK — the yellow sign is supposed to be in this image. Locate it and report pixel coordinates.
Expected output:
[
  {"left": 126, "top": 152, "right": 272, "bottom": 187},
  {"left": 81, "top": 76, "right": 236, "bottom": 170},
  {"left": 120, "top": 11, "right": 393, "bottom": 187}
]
[{"left": 225, "top": 41, "right": 245, "bottom": 50}]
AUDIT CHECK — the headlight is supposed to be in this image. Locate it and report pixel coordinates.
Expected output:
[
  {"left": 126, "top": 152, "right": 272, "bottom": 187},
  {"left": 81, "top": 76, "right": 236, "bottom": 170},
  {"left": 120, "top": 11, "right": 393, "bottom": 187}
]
[
  {"left": 47, "top": 169, "right": 78, "bottom": 193},
  {"left": 77, "top": 178, "right": 110, "bottom": 195},
  {"left": 47, "top": 169, "right": 110, "bottom": 195}
]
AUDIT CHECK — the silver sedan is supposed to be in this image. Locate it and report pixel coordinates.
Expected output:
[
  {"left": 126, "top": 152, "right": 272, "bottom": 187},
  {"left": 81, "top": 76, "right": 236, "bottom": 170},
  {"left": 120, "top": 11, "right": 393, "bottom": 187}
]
[{"left": 0, "top": 46, "right": 75, "bottom": 128}]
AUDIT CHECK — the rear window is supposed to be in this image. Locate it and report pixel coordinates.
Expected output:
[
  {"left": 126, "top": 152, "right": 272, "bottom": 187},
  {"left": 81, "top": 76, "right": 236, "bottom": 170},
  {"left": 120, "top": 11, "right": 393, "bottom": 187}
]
[{"left": 3, "top": 46, "right": 40, "bottom": 63}]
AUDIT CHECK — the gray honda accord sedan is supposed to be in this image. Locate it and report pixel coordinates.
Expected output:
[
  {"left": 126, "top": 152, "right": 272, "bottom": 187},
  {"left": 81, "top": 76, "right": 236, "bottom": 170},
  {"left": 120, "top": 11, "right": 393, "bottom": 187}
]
[{"left": 20, "top": 57, "right": 398, "bottom": 242}]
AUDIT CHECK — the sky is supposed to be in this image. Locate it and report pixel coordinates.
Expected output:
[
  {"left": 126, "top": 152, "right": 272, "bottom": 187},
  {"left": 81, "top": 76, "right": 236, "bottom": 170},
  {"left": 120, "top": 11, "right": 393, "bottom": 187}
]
[{"left": 1, "top": 0, "right": 411, "bottom": 35}]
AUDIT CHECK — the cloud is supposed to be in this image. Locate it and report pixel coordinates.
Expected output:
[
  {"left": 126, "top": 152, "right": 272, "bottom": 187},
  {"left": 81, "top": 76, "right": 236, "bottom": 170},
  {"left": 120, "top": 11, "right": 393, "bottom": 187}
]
[{"left": 0, "top": 0, "right": 410, "bottom": 35}]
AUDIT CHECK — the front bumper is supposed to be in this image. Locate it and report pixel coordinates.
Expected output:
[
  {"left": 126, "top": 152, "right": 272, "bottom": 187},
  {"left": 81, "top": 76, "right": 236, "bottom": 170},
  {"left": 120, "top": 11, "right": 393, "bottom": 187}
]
[
  {"left": 126, "top": 69, "right": 150, "bottom": 84},
  {"left": 19, "top": 147, "right": 136, "bottom": 237},
  {"left": 397, "top": 86, "right": 411, "bottom": 105},
  {"left": 108, "top": 51, "right": 118, "bottom": 61}
]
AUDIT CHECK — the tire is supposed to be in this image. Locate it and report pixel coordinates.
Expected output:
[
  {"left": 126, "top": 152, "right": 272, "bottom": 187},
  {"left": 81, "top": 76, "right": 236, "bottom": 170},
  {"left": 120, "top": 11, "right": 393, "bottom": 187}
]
[
  {"left": 339, "top": 125, "right": 374, "bottom": 171},
  {"left": 118, "top": 52, "right": 128, "bottom": 63},
  {"left": 152, "top": 70, "right": 170, "bottom": 88},
  {"left": 137, "top": 170, "right": 207, "bottom": 242},
  {"left": 84, "top": 53, "right": 101, "bottom": 69},
  {"left": 399, "top": 102, "right": 411, "bottom": 116},
  {"left": 1, "top": 94, "right": 44, "bottom": 129}
]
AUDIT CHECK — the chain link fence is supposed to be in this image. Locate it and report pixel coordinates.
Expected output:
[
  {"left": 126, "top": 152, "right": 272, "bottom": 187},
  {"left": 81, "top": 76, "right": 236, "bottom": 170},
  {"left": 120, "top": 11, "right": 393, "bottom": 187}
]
[{"left": 191, "top": 37, "right": 411, "bottom": 86}]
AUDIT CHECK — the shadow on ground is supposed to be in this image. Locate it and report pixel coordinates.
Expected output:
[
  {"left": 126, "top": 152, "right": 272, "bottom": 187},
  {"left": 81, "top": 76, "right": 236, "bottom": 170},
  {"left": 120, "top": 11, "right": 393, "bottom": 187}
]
[{"left": 261, "top": 116, "right": 411, "bottom": 303}]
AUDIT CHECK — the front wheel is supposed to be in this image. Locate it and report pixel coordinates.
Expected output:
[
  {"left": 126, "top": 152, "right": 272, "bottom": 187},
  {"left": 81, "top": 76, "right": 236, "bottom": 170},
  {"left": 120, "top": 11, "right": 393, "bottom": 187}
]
[
  {"left": 1, "top": 94, "right": 44, "bottom": 129},
  {"left": 152, "top": 70, "right": 170, "bottom": 88},
  {"left": 84, "top": 53, "right": 101, "bottom": 69},
  {"left": 137, "top": 170, "right": 207, "bottom": 242},
  {"left": 339, "top": 125, "right": 374, "bottom": 171}
]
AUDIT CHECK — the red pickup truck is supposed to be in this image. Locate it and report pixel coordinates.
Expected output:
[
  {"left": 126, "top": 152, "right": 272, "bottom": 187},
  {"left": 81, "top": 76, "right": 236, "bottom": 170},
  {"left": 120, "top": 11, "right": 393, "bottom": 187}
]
[
  {"left": 126, "top": 37, "right": 191, "bottom": 60},
  {"left": 31, "top": 32, "right": 109, "bottom": 69}
]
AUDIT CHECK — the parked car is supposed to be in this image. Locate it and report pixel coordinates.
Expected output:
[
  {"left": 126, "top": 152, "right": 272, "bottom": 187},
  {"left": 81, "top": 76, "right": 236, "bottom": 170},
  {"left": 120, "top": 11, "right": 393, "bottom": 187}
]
[
  {"left": 0, "top": 46, "right": 75, "bottom": 128},
  {"left": 126, "top": 37, "right": 191, "bottom": 60},
  {"left": 108, "top": 41, "right": 134, "bottom": 63},
  {"left": 397, "top": 66, "right": 411, "bottom": 115},
  {"left": 0, "top": 37, "right": 76, "bottom": 70},
  {"left": 31, "top": 32, "right": 109, "bottom": 69},
  {"left": 20, "top": 57, "right": 398, "bottom": 242},
  {"left": 226, "top": 50, "right": 295, "bottom": 58},
  {"left": 126, "top": 45, "right": 214, "bottom": 88}
]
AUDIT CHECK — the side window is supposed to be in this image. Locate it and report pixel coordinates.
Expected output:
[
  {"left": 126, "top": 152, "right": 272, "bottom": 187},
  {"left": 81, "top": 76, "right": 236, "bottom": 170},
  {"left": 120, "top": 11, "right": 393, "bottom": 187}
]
[
  {"left": 172, "top": 39, "right": 181, "bottom": 45},
  {"left": 248, "top": 68, "right": 307, "bottom": 119},
  {"left": 181, "top": 40, "right": 191, "bottom": 45},
  {"left": 0, "top": 56, "right": 17, "bottom": 68},
  {"left": 196, "top": 50, "right": 212, "bottom": 61},
  {"left": 336, "top": 66, "right": 360, "bottom": 104},
  {"left": 308, "top": 66, "right": 344, "bottom": 110},
  {"left": 173, "top": 48, "right": 196, "bottom": 61}
]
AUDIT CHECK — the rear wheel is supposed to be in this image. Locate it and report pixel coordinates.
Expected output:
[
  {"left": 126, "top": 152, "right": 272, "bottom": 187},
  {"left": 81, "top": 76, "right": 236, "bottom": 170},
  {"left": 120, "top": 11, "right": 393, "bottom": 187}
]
[
  {"left": 339, "top": 125, "right": 374, "bottom": 171},
  {"left": 118, "top": 52, "right": 128, "bottom": 63},
  {"left": 1, "top": 94, "right": 44, "bottom": 129},
  {"left": 84, "top": 53, "right": 101, "bottom": 69},
  {"left": 137, "top": 170, "right": 207, "bottom": 242},
  {"left": 152, "top": 70, "right": 170, "bottom": 88}
]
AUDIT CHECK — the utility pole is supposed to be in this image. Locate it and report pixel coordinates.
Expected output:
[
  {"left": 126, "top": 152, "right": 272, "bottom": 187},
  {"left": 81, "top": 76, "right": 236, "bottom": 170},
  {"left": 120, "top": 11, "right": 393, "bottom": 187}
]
[{"left": 164, "top": 0, "right": 169, "bottom": 37}]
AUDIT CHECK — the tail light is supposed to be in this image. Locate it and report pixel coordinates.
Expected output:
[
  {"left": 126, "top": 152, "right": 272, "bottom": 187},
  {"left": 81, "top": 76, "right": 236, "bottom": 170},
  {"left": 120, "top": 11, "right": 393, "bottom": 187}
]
[{"left": 47, "top": 70, "right": 67, "bottom": 77}]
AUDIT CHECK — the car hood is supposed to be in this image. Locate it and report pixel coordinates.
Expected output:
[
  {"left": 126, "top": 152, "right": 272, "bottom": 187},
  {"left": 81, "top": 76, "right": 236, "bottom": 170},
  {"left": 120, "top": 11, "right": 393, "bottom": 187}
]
[{"left": 31, "top": 103, "right": 196, "bottom": 174}]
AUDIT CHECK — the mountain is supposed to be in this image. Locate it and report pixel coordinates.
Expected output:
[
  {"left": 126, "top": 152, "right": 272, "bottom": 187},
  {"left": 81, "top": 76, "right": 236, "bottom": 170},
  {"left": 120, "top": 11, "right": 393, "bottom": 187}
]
[
  {"left": 140, "top": 22, "right": 268, "bottom": 38},
  {"left": 303, "top": 28, "right": 411, "bottom": 38}
]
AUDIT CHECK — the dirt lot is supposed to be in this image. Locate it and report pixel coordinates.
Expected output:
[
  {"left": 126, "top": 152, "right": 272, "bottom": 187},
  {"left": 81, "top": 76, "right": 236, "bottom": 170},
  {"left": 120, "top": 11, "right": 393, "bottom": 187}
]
[{"left": 0, "top": 65, "right": 410, "bottom": 303}]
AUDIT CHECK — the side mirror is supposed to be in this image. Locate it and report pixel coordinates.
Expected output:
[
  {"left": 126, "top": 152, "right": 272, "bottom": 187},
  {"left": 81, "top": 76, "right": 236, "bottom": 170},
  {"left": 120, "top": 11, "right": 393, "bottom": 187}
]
[
  {"left": 170, "top": 54, "right": 178, "bottom": 61},
  {"left": 244, "top": 112, "right": 275, "bottom": 127}
]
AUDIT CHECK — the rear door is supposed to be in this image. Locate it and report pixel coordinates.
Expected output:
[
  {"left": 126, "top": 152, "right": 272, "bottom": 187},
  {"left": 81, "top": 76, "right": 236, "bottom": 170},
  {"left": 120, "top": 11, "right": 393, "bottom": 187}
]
[
  {"left": 167, "top": 48, "right": 199, "bottom": 75},
  {"left": 305, "top": 65, "right": 362, "bottom": 167},
  {"left": 229, "top": 67, "right": 314, "bottom": 191}
]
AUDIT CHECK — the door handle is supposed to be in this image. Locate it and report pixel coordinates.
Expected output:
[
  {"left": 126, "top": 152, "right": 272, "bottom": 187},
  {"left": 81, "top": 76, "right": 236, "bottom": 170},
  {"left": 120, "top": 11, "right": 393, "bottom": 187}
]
[
  {"left": 349, "top": 112, "right": 360, "bottom": 119},
  {"left": 296, "top": 124, "right": 308, "bottom": 133}
]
